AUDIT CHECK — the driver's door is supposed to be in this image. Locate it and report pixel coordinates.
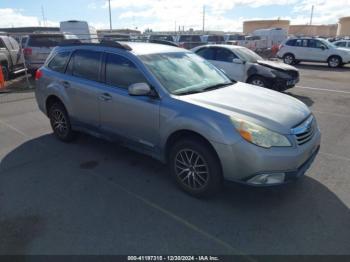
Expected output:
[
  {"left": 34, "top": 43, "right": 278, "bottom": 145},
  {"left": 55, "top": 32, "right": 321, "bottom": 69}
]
[
  {"left": 99, "top": 53, "right": 160, "bottom": 151},
  {"left": 308, "top": 39, "right": 329, "bottom": 61}
]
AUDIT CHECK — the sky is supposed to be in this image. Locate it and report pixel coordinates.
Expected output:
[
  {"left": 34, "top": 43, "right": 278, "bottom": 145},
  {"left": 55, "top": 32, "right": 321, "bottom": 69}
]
[{"left": 0, "top": 0, "right": 350, "bottom": 32}]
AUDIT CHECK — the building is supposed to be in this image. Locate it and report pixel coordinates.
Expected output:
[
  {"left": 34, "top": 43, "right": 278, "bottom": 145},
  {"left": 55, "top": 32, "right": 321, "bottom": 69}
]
[
  {"left": 0, "top": 27, "right": 59, "bottom": 35},
  {"left": 289, "top": 24, "right": 338, "bottom": 37},
  {"left": 243, "top": 20, "right": 290, "bottom": 34},
  {"left": 337, "top": 16, "right": 350, "bottom": 37}
]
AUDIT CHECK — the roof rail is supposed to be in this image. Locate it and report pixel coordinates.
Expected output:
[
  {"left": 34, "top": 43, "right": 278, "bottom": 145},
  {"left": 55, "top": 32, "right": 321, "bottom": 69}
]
[{"left": 58, "top": 39, "right": 132, "bottom": 51}]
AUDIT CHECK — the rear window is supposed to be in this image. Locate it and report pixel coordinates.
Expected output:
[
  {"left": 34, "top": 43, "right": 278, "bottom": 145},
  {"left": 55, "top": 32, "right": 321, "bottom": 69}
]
[
  {"left": 179, "top": 35, "right": 201, "bottom": 42},
  {"left": 286, "top": 39, "right": 296, "bottom": 46},
  {"left": 28, "top": 35, "right": 64, "bottom": 47},
  {"left": 48, "top": 52, "right": 71, "bottom": 73},
  {"left": 207, "top": 36, "right": 224, "bottom": 42}
]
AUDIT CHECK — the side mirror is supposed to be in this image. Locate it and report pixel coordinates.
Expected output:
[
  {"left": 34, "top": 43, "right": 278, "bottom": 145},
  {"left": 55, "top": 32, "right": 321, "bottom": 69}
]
[
  {"left": 128, "top": 83, "right": 152, "bottom": 96},
  {"left": 232, "top": 58, "right": 243, "bottom": 64},
  {"left": 320, "top": 45, "right": 327, "bottom": 50}
]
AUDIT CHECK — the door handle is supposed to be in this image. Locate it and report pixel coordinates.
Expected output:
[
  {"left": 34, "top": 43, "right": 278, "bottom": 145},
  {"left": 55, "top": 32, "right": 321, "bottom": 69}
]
[
  {"left": 61, "top": 81, "right": 70, "bottom": 88},
  {"left": 99, "top": 93, "right": 112, "bottom": 101}
]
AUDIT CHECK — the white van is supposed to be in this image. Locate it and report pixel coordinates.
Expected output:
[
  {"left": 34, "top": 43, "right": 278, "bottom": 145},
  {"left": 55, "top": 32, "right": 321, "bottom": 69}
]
[
  {"left": 60, "top": 20, "right": 98, "bottom": 43},
  {"left": 252, "top": 28, "right": 288, "bottom": 49}
]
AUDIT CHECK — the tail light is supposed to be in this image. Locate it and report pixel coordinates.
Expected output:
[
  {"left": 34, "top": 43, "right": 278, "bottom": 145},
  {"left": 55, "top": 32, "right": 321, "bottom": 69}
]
[
  {"left": 23, "top": 48, "right": 32, "bottom": 56},
  {"left": 35, "top": 69, "right": 43, "bottom": 80}
]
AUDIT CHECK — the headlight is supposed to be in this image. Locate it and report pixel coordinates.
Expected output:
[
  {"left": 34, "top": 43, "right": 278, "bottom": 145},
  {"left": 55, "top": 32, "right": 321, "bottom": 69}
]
[{"left": 230, "top": 117, "right": 292, "bottom": 148}]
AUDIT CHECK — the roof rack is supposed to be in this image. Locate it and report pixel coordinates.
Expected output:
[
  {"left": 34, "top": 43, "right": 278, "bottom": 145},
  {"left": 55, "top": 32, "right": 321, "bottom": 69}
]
[{"left": 58, "top": 39, "right": 132, "bottom": 51}]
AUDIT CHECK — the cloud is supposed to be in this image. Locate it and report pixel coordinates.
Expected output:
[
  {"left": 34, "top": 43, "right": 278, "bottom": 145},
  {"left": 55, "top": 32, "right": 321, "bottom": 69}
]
[{"left": 0, "top": 8, "right": 58, "bottom": 28}]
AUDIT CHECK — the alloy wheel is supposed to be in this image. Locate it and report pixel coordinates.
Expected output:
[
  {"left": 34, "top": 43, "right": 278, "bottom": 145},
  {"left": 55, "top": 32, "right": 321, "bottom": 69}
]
[
  {"left": 52, "top": 109, "right": 68, "bottom": 136},
  {"left": 174, "top": 149, "right": 209, "bottom": 190},
  {"left": 284, "top": 55, "right": 294, "bottom": 65},
  {"left": 329, "top": 57, "right": 340, "bottom": 68}
]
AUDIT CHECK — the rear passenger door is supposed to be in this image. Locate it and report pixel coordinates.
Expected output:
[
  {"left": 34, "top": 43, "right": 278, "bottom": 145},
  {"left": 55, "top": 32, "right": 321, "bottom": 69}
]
[
  {"left": 99, "top": 53, "right": 160, "bottom": 151},
  {"left": 63, "top": 49, "right": 102, "bottom": 129}
]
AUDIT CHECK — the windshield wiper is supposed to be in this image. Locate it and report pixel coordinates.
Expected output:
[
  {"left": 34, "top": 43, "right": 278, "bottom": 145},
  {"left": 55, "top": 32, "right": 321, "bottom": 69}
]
[
  {"left": 175, "top": 90, "right": 203, "bottom": 96},
  {"left": 202, "top": 82, "right": 233, "bottom": 92}
]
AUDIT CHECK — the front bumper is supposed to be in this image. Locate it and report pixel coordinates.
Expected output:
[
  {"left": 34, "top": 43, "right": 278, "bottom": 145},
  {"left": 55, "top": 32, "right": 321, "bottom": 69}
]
[
  {"left": 211, "top": 128, "right": 321, "bottom": 186},
  {"left": 267, "top": 77, "right": 300, "bottom": 91}
]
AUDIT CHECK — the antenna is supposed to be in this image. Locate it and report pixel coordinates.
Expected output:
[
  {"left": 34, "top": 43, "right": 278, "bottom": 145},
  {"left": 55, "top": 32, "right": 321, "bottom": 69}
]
[{"left": 310, "top": 5, "right": 314, "bottom": 25}]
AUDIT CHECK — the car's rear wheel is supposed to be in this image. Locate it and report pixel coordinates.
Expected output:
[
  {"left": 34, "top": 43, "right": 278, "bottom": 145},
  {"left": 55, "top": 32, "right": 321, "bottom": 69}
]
[
  {"left": 169, "top": 139, "right": 222, "bottom": 197},
  {"left": 283, "top": 54, "right": 295, "bottom": 65},
  {"left": 328, "top": 56, "right": 342, "bottom": 68},
  {"left": 48, "top": 102, "right": 77, "bottom": 142},
  {"left": 248, "top": 75, "right": 267, "bottom": 88}
]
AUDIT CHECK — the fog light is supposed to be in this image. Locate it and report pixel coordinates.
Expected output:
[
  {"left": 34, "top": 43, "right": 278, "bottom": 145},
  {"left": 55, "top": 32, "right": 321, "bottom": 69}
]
[{"left": 247, "top": 173, "right": 285, "bottom": 185}]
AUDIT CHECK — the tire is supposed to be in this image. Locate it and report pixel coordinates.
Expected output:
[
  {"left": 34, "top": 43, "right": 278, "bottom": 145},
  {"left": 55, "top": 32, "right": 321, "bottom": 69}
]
[
  {"left": 169, "top": 138, "right": 223, "bottom": 197},
  {"left": 328, "top": 56, "right": 342, "bottom": 68},
  {"left": 283, "top": 54, "right": 295, "bottom": 65},
  {"left": 247, "top": 75, "right": 267, "bottom": 88},
  {"left": 1, "top": 65, "right": 9, "bottom": 81},
  {"left": 48, "top": 102, "right": 77, "bottom": 142}
]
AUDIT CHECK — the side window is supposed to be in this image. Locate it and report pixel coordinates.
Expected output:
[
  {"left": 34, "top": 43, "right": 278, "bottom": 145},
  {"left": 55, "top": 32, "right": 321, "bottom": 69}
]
[
  {"left": 286, "top": 39, "right": 295, "bottom": 46},
  {"left": 69, "top": 50, "right": 102, "bottom": 82},
  {"left": 308, "top": 39, "right": 326, "bottom": 49},
  {"left": 9, "top": 37, "right": 19, "bottom": 50},
  {"left": 0, "top": 39, "right": 5, "bottom": 48},
  {"left": 196, "top": 48, "right": 215, "bottom": 60},
  {"left": 105, "top": 53, "right": 147, "bottom": 89},
  {"left": 215, "top": 48, "right": 237, "bottom": 62},
  {"left": 335, "top": 42, "right": 346, "bottom": 47},
  {"left": 48, "top": 52, "right": 71, "bottom": 73},
  {"left": 295, "top": 39, "right": 308, "bottom": 47}
]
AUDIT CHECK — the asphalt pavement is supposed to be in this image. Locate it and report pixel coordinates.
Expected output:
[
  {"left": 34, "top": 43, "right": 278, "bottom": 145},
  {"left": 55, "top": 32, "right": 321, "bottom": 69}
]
[{"left": 0, "top": 63, "right": 350, "bottom": 255}]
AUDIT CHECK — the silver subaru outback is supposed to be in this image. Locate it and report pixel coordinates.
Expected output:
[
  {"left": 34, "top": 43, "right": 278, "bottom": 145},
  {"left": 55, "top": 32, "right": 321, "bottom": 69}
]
[{"left": 35, "top": 41, "right": 321, "bottom": 197}]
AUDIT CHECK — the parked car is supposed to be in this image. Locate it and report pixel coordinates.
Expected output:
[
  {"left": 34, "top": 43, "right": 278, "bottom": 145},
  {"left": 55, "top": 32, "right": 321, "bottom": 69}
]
[
  {"left": 174, "top": 35, "right": 202, "bottom": 49},
  {"left": 35, "top": 42, "right": 321, "bottom": 197},
  {"left": 22, "top": 33, "right": 76, "bottom": 75},
  {"left": 278, "top": 37, "right": 350, "bottom": 68},
  {"left": 333, "top": 40, "right": 350, "bottom": 49},
  {"left": 192, "top": 45, "right": 299, "bottom": 91},
  {"left": 201, "top": 35, "right": 225, "bottom": 44},
  {"left": 148, "top": 34, "right": 174, "bottom": 42},
  {"left": 0, "top": 35, "right": 25, "bottom": 80}
]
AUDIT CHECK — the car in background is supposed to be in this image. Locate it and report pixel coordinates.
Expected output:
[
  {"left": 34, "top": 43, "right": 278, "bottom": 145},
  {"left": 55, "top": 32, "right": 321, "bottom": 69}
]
[
  {"left": 192, "top": 44, "right": 299, "bottom": 91},
  {"left": 35, "top": 42, "right": 320, "bottom": 197},
  {"left": 333, "top": 40, "right": 350, "bottom": 49},
  {"left": 174, "top": 34, "right": 202, "bottom": 49},
  {"left": 22, "top": 33, "right": 77, "bottom": 75},
  {"left": 0, "top": 35, "right": 25, "bottom": 80},
  {"left": 148, "top": 34, "right": 174, "bottom": 42},
  {"left": 201, "top": 35, "right": 225, "bottom": 44},
  {"left": 278, "top": 37, "right": 350, "bottom": 68},
  {"left": 101, "top": 33, "right": 131, "bottom": 41}
]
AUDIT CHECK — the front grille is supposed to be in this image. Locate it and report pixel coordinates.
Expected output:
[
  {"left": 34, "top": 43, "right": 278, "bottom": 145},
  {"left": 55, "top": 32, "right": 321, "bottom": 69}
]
[{"left": 292, "top": 116, "right": 316, "bottom": 146}]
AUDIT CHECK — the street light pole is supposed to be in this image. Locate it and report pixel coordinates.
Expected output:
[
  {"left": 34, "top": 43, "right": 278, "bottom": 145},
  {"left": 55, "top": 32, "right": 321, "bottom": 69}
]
[{"left": 108, "top": 0, "right": 112, "bottom": 32}]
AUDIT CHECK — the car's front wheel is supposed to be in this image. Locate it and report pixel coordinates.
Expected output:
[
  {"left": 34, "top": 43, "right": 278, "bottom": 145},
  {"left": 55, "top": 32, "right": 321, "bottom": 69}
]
[
  {"left": 169, "top": 139, "right": 222, "bottom": 197},
  {"left": 48, "top": 102, "right": 77, "bottom": 142},
  {"left": 248, "top": 75, "right": 267, "bottom": 88},
  {"left": 328, "top": 56, "right": 342, "bottom": 68},
  {"left": 283, "top": 54, "right": 295, "bottom": 65}
]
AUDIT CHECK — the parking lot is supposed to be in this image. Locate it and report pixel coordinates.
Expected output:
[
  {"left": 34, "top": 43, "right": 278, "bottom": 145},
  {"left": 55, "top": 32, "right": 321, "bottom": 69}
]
[{"left": 0, "top": 63, "right": 350, "bottom": 256}]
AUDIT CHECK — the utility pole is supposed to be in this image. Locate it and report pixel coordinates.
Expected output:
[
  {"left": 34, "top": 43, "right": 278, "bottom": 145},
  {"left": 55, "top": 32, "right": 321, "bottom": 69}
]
[
  {"left": 175, "top": 21, "right": 177, "bottom": 34},
  {"left": 202, "top": 5, "right": 206, "bottom": 33},
  {"left": 108, "top": 0, "right": 113, "bottom": 32},
  {"left": 41, "top": 5, "right": 46, "bottom": 27},
  {"left": 310, "top": 5, "right": 314, "bottom": 25}
]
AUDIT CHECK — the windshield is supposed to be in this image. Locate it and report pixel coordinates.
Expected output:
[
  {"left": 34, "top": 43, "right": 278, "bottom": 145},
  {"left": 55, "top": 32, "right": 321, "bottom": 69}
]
[
  {"left": 140, "top": 52, "right": 232, "bottom": 95},
  {"left": 234, "top": 48, "right": 263, "bottom": 63}
]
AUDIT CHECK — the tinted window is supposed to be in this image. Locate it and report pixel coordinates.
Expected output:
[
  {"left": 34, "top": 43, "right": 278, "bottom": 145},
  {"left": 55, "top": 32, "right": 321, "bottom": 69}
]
[
  {"left": 207, "top": 35, "right": 224, "bottom": 42},
  {"left": 286, "top": 39, "right": 296, "bottom": 46},
  {"left": 215, "top": 48, "right": 237, "bottom": 62},
  {"left": 28, "top": 35, "right": 64, "bottom": 47},
  {"left": 105, "top": 53, "right": 147, "bottom": 89},
  {"left": 0, "top": 39, "right": 5, "bottom": 48},
  {"left": 308, "top": 39, "right": 327, "bottom": 49},
  {"left": 69, "top": 50, "right": 101, "bottom": 82},
  {"left": 335, "top": 41, "right": 346, "bottom": 47},
  {"left": 196, "top": 48, "right": 215, "bottom": 60},
  {"left": 295, "top": 39, "right": 308, "bottom": 47},
  {"left": 48, "top": 52, "right": 71, "bottom": 73},
  {"left": 150, "top": 35, "right": 173, "bottom": 41}
]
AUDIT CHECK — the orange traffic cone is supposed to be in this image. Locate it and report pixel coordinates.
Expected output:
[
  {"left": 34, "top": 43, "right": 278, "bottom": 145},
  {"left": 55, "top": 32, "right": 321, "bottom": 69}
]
[{"left": 0, "top": 67, "right": 5, "bottom": 90}]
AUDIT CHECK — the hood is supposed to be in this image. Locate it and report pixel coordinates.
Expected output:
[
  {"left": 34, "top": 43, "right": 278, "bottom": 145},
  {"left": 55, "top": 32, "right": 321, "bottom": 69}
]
[
  {"left": 257, "top": 60, "right": 298, "bottom": 71},
  {"left": 179, "top": 82, "right": 310, "bottom": 134}
]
